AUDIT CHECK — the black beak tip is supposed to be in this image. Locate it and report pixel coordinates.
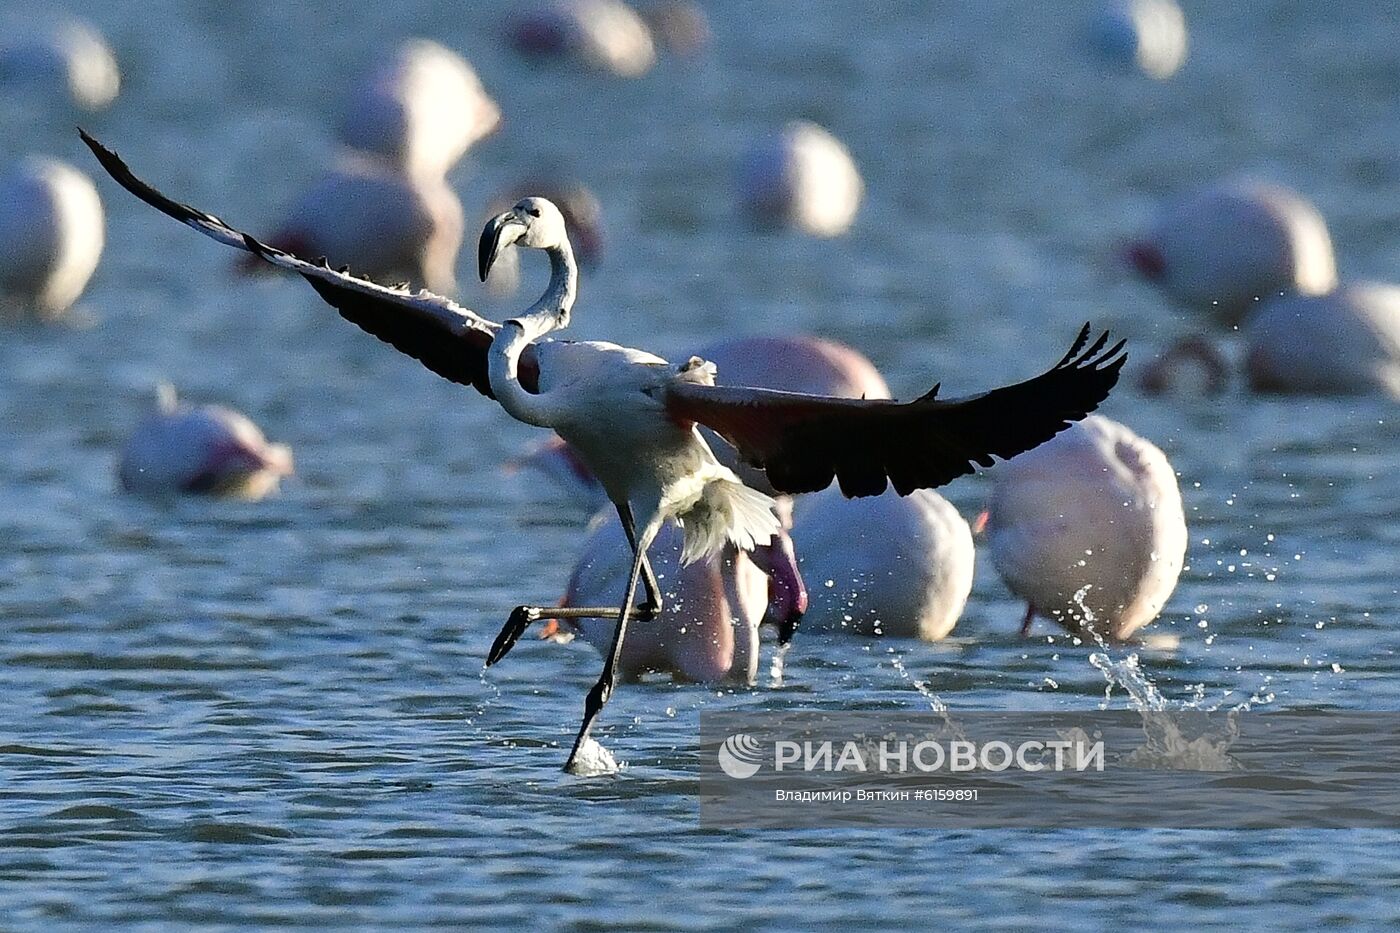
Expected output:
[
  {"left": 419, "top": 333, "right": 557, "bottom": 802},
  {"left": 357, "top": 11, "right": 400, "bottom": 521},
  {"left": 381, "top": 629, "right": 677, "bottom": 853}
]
[{"left": 478, "top": 238, "right": 494, "bottom": 282}]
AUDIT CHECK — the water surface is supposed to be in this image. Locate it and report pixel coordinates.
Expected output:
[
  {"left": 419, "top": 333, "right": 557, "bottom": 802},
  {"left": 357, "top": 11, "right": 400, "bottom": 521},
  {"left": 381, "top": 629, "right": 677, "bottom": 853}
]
[{"left": 2, "top": 0, "right": 1399, "bottom": 928}]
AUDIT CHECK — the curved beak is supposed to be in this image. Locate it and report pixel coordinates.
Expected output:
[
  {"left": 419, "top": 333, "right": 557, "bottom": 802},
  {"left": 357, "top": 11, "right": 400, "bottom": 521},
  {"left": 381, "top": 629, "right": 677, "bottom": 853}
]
[
  {"left": 752, "top": 530, "right": 808, "bottom": 647},
  {"left": 479, "top": 211, "right": 527, "bottom": 282}
]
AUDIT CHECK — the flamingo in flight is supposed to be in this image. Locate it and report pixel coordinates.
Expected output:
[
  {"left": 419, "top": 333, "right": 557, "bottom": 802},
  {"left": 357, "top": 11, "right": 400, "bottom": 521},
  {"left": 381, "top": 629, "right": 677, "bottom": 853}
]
[{"left": 81, "top": 131, "right": 1127, "bottom": 773}]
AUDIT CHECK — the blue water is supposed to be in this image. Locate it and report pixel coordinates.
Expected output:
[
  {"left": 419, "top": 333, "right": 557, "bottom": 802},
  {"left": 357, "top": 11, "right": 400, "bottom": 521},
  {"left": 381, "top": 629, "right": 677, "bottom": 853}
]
[{"left": 2, "top": 0, "right": 1399, "bottom": 928}]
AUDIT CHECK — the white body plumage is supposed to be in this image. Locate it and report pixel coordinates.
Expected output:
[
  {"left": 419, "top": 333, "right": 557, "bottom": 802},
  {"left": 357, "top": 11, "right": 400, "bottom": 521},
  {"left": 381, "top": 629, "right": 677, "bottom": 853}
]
[
  {"left": 793, "top": 487, "right": 974, "bottom": 641},
  {"left": 508, "top": 0, "right": 658, "bottom": 77},
  {"left": 0, "top": 16, "right": 120, "bottom": 111},
  {"left": 561, "top": 515, "right": 768, "bottom": 683},
  {"left": 738, "top": 121, "right": 863, "bottom": 238},
  {"left": 985, "top": 415, "right": 1186, "bottom": 642},
  {"left": 118, "top": 387, "right": 293, "bottom": 499},
  {"left": 1086, "top": 0, "right": 1188, "bottom": 80},
  {"left": 266, "top": 157, "right": 463, "bottom": 294},
  {"left": 0, "top": 156, "right": 104, "bottom": 316},
  {"left": 338, "top": 39, "right": 500, "bottom": 178},
  {"left": 1125, "top": 179, "right": 1336, "bottom": 324},
  {"left": 1245, "top": 283, "right": 1400, "bottom": 399}
]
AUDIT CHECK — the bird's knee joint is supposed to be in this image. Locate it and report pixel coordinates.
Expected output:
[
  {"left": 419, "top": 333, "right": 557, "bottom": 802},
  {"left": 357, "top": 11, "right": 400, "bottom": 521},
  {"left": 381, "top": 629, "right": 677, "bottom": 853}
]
[{"left": 585, "top": 678, "right": 614, "bottom": 713}]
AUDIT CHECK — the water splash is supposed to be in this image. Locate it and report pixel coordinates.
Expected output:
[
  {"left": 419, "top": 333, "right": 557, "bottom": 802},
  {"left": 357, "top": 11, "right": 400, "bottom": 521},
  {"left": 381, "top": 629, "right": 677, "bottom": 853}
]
[
  {"left": 565, "top": 737, "right": 620, "bottom": 777},
  {"left": 1121, "top": 711, "right": 1241, "bottom": 771},
  {"left": 1090, "top": 652, "right": 1167, "bottom": 712},
  {"left": 886, "top": 647, "right": 966, "bottom": 741},
  {"left": 887, "top": 649, "right": 947, "bottom": 713},
  {"left": 1088, "top": 653, "right": 1242, "bottom": 770},
  {"left": 768, "top": 642, "right": 787, "bottom": 687}
]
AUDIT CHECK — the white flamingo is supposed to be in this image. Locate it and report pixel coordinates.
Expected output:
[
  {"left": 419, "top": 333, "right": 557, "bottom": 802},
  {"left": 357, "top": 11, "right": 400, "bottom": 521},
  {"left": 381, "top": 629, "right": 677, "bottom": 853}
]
[
  {"left": 0, "top": 156, "right": 104, "bottom": 316},
  {"left": 1085, "top": 0, "right": 1188, "bottom": 80},
  {"left": 793, "top": 486, "right": 974, "bottom": 642},
  {"left": 738, "top": 121, "right": 863, "bottom": 238},
  {"left": 338, "top": 39, "right": 500, "bottom": 179},
  {"left": 1123, "top": 179, "right": 1337, "bottom": 325},
  {"left": 1244, "top": 283, "right": 1400, "bottom": 399},
  {"left": 0, "top": 15, "right": 119, "bottom": 111},
  {"left": 240, "top": 156, "right": 463, "bottom": 295},
  {"left": 549, "top": 514, "right": 805, "bottom": 684},
  {"left": 507, "top": 0, "right": 657, "bottom": 78},
  {"left": 982, "top": 415, "right": 1186, "bottom": 643},
  {"left": 119, "top": 385, "right": 292, "bottom": 499},
  {"left": 84, "top": 132, "right": 1127, "bottom": 773}
]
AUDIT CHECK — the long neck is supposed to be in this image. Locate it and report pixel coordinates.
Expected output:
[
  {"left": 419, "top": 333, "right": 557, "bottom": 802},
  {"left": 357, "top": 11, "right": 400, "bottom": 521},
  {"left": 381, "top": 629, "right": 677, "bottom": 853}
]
[
  {"left": 526, "top": 241, "right": 577, "bottom": 320},
  {"left": 487, "top": 241, "right": 578, "bottom": 428}
]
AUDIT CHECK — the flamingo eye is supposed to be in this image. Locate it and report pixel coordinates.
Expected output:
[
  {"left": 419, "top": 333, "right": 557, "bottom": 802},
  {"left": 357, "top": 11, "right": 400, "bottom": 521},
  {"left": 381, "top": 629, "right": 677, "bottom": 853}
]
[{"left": 527, "top": 207, "right": 542, "bottom": 218}]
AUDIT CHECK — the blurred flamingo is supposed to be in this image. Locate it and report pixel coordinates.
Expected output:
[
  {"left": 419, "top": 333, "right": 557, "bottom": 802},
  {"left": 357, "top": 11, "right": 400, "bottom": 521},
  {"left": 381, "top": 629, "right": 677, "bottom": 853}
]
[
  {"left": 1245, "top": 284, "right": 1400, "bottom": 399},
  {"left": 981, "top": 415, "right": 1186, "bottom": 643},
  {"left": 338, "top": 39, "right": 500, "bottom": 179},
  {"left": 0, "top": 156, "right": 104, "bottom": 317},
  {"left": 507, "top": 0, "right": 657, "bottom": 77},
  {"left": 1123, "top": 178, "right": 1336, "bottom": 326},
  {"left": 738, "top": 121, "right": 863, "bottom": 238},
  {"left": 0, "top": 15, "right": 119, "bottom": 111},
  {"left": 119, "top": 386, "right": 292, "bottom": 500},
  {"left": 238, "top": 156, "right": 463, "bottom": 294}
]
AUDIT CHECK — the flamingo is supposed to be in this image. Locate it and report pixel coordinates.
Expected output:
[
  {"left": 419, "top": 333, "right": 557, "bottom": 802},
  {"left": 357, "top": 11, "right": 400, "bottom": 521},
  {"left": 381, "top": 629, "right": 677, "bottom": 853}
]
[
  {"left": 1085, "top": 0, "right": 1188, "bottom": 80},
  {"left": 738, "top": 121, "right": 863, "bottom": 238},
  {"left": 83, "top": 131, "right": 1127, "bottom": 773},
  {"left": 1140, "top": 284, "right": 1400, "bottom": 398},
  {"left": 637, "top": 2, "right": 711, "bottom": 58},
  {"left": 0, "top": 156, "right": 105, "bottom": 317},
  {"left": 792, "top": 486, "right": 974, "bottom": 642},
  {"left": 981, "top": 415, "right": 1186, "bottom": 643},
  {"left": 507, "top": 0, "right": 657, "bottom": 78},
  {"left": 0, "top": 16, "right": 119, "bottom": 112},
  {"left": 1244, "top": 283, "right": 1400, "bottom": 399},
  {"left": 119, "top": 385, "right": 293, "bottom": 499},
  {"left": 549, "top": 514, "right": 805, "bottom": 684},
  {"left": 518, "top": 334, "right": 885, "bottom": 649},
  {"left": 238, "top": 155, "right": 464, "bottom": 295},
  {"left": 1123, "top": 179, "right": 1336, "bottom": 326},
  {"left": 337, "top": 39, "right": 501, "bottom": 179}
]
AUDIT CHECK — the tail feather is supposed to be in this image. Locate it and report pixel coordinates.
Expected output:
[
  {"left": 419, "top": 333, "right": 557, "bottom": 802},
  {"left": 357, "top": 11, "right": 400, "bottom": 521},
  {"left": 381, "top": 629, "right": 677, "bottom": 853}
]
[{"left": 678, "top": 479, "right": 780, "bottom": 565}]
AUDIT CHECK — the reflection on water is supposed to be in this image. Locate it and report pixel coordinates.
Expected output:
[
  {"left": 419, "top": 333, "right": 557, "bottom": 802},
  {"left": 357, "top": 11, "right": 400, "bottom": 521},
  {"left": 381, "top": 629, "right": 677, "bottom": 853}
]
[{"left": 2, "top": 0, "right": 1400, "bottom": 927}]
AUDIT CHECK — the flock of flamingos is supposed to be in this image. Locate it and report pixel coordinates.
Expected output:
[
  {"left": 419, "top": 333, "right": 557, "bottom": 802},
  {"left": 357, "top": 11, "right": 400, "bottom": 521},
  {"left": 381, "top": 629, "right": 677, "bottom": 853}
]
[{"left": 2, "top": 1, "right": 1397, "bottom": 770}]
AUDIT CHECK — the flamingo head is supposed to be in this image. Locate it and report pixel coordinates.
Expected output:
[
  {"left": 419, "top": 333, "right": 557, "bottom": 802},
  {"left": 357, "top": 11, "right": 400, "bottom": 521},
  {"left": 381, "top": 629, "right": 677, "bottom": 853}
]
[
  {"left": 479, "top": 196, "right": 568, "bottom": 279},
  {"left": 1121, "top": 238, "right": 1167, "bottom": 281}
]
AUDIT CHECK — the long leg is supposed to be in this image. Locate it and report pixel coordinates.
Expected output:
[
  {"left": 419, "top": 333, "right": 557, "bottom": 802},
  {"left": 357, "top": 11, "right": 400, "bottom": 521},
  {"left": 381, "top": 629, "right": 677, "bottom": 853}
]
[
  {"left": 484, "top": 503, "right": 664, "bottom": 668},
  {"left": 487, "top": 603, "right": 640, "bottom": 666},
  {"left": 1019, "top": 603, "right": 1037, "bottom": 637},
  {"left": 564, "top": 532, "right": 649, "bottom": 772},
  {"left": 616, "top": 503, "right": 662, "bottom": 615}
]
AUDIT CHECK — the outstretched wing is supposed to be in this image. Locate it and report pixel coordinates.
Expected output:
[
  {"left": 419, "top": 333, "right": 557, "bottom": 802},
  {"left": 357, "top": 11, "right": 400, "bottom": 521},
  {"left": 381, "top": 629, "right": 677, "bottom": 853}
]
[
  {"left": 80, "top": 130, "right": 529, "bottom": 398},
  {"left": 665, "top": 325, "right": 1127, "bottom": 497}
]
